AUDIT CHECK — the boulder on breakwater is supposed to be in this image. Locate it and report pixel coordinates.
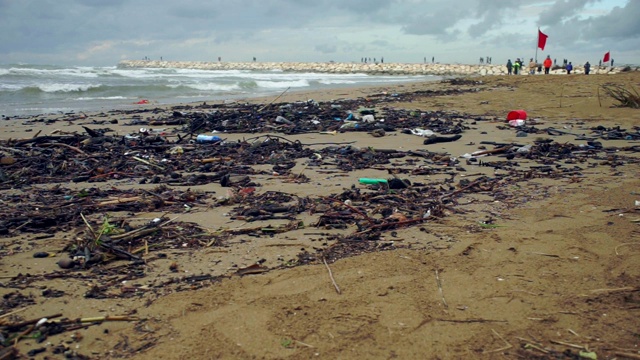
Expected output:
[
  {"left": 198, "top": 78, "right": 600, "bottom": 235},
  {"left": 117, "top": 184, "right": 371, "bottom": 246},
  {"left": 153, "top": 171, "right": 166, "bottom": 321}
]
[{"left": 118, "top": 60, "right": 630, "bottom": 76}]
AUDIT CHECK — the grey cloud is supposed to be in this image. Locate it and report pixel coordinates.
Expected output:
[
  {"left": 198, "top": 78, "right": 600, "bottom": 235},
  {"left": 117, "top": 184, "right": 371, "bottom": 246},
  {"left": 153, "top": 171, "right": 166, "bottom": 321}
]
[
  {"left": 0, "top": 0, "right": 637, "bottom": 66},
  {"left": 538, "top": 0, "right": 599, "bottom": 26}
]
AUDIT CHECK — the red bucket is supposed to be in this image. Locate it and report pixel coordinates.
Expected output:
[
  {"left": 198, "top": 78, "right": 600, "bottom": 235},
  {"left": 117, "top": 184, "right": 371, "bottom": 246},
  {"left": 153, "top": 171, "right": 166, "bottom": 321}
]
[{"left": 506, "top": 110, "right": 527, "bottom": 121}]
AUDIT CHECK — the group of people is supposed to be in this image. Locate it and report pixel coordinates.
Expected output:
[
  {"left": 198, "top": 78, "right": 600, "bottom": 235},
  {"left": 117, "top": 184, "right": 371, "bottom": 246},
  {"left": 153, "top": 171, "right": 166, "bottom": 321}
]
[
  {"left": 505, "top": 58, "right": 525, "bottom": 75},
  {"left": 361, "top": 57, "right": 384, "bottom": 64},
  {"left": 506, "top": 55, "right": 593, "bottom": 75}
]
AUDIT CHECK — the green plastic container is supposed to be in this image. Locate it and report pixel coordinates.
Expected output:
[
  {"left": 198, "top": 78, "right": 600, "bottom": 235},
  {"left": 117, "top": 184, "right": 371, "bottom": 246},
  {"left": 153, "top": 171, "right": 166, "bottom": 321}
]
[{"left": 359, "top": 178, "right": 388, "bottom": 185}]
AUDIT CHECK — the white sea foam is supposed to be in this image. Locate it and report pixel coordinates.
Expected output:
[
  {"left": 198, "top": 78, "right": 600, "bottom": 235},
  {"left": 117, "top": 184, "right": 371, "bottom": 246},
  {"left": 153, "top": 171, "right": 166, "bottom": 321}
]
[
  {"left": 76, "top": 96, "right": 129, "bottom": 101},
  {"left": 255, "top": 79, "right": 310, "bottom": 89},
  {"left": 9, "top": 67, "right": 99, "bottom": 78},
  {"left": 38, "top": 83, "right": 100, "bottom": 92},
  {"left": 319, "top": 79, "right": 358, "bottom": 85},
  {"left": 184, "top": 83, "right": 242, "bottom": 91}
]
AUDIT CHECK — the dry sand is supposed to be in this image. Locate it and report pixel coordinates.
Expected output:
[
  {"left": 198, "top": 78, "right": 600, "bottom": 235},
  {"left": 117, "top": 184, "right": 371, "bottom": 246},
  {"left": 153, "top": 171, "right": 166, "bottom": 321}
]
[{"left": 0, "top": 72, "right": 639, "bottom": 359}]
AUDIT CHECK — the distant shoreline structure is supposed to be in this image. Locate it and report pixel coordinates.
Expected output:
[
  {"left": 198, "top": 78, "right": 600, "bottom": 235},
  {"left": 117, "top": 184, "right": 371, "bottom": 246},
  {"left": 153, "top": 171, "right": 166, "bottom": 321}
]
[{"left": 118, "top": 60, "right": 634, "bottom": 76}]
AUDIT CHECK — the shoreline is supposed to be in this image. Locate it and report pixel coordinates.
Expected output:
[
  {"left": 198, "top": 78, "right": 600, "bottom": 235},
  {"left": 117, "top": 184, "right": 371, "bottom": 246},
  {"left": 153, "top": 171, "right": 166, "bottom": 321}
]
[{"left": 119, "top": 59, "right": 635, "bottom": 76}]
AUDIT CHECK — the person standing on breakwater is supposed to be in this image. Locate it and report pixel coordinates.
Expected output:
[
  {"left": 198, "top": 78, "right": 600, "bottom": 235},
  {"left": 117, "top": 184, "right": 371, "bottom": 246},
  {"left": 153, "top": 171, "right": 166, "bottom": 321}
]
[
  {"left": 506, "top": 59, "right": 513, "bottom": 75},
  {"left": 584, "top": 61, "right": 591, "bottom": 75},
  {"left": 513, "top": 58, "right": 521, "bottom": 75},
  {"left": 543, "top": 55, "right": 552, "bottom": 74},
  {"left": 528, "top": 58, "right": 536, "bottom": 75}
]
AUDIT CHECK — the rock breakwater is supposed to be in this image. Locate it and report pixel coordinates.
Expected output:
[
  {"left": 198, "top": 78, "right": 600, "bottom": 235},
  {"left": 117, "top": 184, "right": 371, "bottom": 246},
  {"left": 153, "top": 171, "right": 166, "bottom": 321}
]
[{"left": 118, "top": 60, "right": 630, "bottom": 76}]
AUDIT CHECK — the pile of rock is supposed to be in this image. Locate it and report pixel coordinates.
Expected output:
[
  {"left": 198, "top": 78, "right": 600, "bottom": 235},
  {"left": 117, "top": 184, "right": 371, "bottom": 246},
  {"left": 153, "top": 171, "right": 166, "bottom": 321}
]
[{"left": 118, "top": 60, "right": 629, "bottom": 76}]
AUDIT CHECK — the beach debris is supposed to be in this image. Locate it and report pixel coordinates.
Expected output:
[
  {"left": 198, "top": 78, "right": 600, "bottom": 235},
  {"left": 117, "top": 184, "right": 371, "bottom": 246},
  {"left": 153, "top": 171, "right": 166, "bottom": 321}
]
[
  {"left": 359, "top": 178, "right": 388, "bottom": 185},
  {"left": 424, "top": 134, "right": 462, "bottom": 145},
  {"left": 1, "top": 83, "right": 639, "bottom": 358},
  {"left": 408, "top": 128, "right": 435, "bottom": 137}
]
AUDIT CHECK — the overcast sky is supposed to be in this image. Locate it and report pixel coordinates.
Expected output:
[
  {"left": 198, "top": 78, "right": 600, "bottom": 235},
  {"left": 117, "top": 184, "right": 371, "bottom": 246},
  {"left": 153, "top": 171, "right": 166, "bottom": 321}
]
[{"left": 0, "top": 0, "right": 637, "bottom": 66}]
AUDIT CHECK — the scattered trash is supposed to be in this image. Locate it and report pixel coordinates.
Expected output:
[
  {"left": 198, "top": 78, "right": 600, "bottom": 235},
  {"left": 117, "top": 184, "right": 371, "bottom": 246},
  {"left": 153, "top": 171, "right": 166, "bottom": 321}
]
[
  {"left": 409, "top": 128, "right": 435, "bottom": 137},
  {"left": 507, "top": 110, "right": 527, "bottom": 121},
  {"left": 196, "top": 134, "right": 222, "bottom": 143},
  {"left": 359, "top": 178, "right": 388, "bottom": 185},
  {"left": 424, "top": 134, "right": 462, "bottom": 145},
  {"left": 507, "top": 110, "right": 527, "bottom": 127},
  {"left": 362, "top": 114, "right": 376, "bottom": 123}
]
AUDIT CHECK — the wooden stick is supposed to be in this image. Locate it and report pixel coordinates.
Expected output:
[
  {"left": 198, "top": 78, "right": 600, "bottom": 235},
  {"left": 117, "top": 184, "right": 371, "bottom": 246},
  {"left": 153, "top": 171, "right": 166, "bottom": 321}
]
[
  {"left": 132, "top": 156, "right": 165, "bottom": 170},
  {"left": 80, "top": 212, "right": 96, "bottom": 239},
  {"left": 98, "top": 196, "right": 144, "bottom": 206},
  {"left": 614, "top": 351, "right": 640, "bottom": 360},
  {"left": 0, "top": 307, "right": 28, "bottom": 320},
  {"left": 257, "top": 87, "right": 291, "bottom": 112},
  {"left": 484, "top": 329, "right": 512, "bottom": 353},
  {"left": 588, "top": 286, "right": 638, "bottom": 294},
  {"left": 323, "top": 257, "right": 341, "bottom": 294},
  {"left": 37, "top": 142, "right": 87, "bottom": 155},
  {"left": 550, "top": 339, "right": 584, "bottom": 350},
  {"left": 435, "top": 268, "right": 448, "bottom": 308},
  {"left": 615, "top": 242, "right": 640, "bottom": 255}
]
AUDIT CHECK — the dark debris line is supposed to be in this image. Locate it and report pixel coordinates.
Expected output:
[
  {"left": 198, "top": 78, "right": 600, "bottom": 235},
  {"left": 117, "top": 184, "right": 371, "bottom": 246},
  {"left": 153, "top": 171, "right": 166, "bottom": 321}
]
[{"left": 0, "top": 83, "right": 639, "bottom": 356}]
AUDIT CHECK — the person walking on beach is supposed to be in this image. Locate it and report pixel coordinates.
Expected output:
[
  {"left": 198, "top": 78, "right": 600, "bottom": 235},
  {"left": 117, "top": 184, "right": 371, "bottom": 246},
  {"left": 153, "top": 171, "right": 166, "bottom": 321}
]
[
  {"left": 506, "top": 59, "right": 513, "bottom": 75},
  {"left": 566, "top": 62, "right": 573, "bottom": 74},
  {"left": 543, "top": 55, "right": 552, "bottom": 74},
  {"left": 584, "top": 61, "right": 591, "bottom": 75}
]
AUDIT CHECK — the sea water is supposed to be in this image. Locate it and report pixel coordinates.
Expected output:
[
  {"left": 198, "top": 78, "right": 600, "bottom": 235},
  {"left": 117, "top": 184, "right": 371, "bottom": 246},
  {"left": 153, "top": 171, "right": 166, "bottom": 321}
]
[{"left": 0, "top": 63, "right": 440, "bottom": 117}]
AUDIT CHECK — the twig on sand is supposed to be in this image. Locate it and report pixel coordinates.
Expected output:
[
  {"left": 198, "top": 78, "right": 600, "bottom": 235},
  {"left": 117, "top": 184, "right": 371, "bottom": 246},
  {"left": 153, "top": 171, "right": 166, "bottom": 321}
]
[
  {"left": 549, "top": 339, "right": 585, "bottom": 350},
  {"left": 80, "top": 212, "right": 96, "bottom": 239},
  {"left": 0, "top": 307, "right": 28, "bottom": 321},
  {"left": 613, "top": 351, "right": 640, "bottom": 360},
  {"left": 615, "top": 242, "right": 640, "bottom": 255},
  {"left": 484, "top": 329, "right": 512, "bottom": 354},
  {"left": 587, "top": 286, "right": 638, "bottom": 294},
  {"left": 37, "top": 142, "right": 87, "bottom": 155},
  {"left": 258, "top": 86, "right": 291, "bottom": 112},
  {"left": 435, "top": 268, "right": 448, "bottom": 308},
  {"left": 323, "top": 257, "right": 341, "bottom": 295}
]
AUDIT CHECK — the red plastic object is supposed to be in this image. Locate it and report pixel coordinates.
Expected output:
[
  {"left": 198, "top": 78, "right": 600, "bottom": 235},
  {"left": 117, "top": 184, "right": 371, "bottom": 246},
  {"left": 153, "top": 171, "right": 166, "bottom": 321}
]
[{"left": 506, "top": 110, "right": 527, "bottom": 121}]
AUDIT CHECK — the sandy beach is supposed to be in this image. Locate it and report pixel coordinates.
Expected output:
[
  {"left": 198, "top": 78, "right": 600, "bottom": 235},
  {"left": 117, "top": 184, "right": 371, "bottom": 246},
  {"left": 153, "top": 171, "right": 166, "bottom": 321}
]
[{"left": 0, "top": 71, "right": 639, "bottom": 359}]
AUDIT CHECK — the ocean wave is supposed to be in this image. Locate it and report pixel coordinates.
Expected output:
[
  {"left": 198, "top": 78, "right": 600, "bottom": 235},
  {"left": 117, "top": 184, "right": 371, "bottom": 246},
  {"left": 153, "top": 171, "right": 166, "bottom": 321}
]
[
  {"left": 182, "top": 83, "right": 242, "bottom": 91},
  {"left": 319, "top": 79, "right": 358, "bottom": 85},
  {"left": 76, "top": 96, "right": 130, "bottom": 101},
  {"left": 6, "top": 67, "right": 100, "bottom": 78},
  {"left": 255, "top": 79, "right": 310, "bottom": 89},
  {"left": 37, "top": 83, "right": 102, "bottom": 93}
]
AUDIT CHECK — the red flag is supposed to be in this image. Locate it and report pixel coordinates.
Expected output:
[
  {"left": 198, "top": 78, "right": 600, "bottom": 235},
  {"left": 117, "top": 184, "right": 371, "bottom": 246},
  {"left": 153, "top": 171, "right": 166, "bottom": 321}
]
[
  {"left": 538, "top": 29, "right": 548, "bottom": 50},
  {"left": 603, "top": 52, "right": 610, "bottom": 63}
]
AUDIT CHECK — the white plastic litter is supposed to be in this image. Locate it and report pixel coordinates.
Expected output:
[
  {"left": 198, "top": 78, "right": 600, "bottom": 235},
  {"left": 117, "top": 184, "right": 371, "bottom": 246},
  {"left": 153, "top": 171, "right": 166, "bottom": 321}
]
[
  {"left": 362, "top": 114, "right": 376, "bottom": 123},
  {"left": 410, "top": 128, "right": 435, "bottom": 137},
  {"left": 516, "top": 144, "right": 532, "bottom": 153}
]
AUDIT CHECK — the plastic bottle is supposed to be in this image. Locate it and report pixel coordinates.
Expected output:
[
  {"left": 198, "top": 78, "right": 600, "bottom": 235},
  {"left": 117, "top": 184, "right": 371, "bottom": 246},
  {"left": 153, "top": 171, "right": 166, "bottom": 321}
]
[
  {"left": 359, "top": 178, "right": 388, "bottom": 185},
  {"left": 196, "top": 135, "right": 222, "bottom": 143}
]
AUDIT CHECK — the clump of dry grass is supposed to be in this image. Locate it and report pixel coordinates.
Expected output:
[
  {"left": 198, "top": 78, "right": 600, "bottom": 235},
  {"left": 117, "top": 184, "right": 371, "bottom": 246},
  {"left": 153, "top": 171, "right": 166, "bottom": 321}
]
[{"left": 600, "top": 83, "right": 640, "bottom": 108}]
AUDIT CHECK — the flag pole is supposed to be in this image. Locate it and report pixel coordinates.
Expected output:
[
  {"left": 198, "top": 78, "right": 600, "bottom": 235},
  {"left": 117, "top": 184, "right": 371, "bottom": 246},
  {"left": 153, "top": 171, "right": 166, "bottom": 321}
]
[{"left": 535, "top": 28, "right": 539, "bottom": 63}]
